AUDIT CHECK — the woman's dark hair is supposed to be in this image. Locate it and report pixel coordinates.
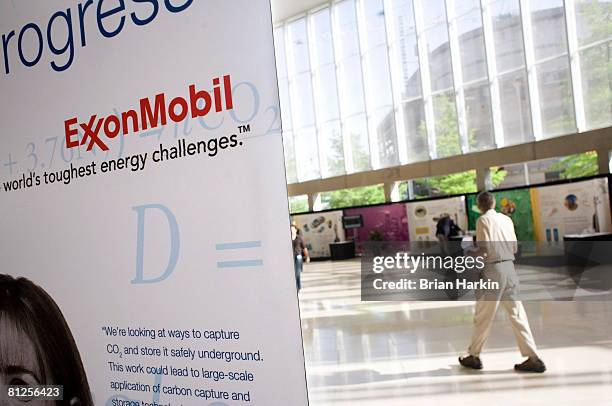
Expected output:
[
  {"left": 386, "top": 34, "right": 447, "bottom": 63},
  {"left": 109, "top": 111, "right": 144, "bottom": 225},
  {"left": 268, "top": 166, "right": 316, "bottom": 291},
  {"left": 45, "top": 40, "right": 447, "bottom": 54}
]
[{"left": 0, "top": 274, "right": 93, "bottom": 405}]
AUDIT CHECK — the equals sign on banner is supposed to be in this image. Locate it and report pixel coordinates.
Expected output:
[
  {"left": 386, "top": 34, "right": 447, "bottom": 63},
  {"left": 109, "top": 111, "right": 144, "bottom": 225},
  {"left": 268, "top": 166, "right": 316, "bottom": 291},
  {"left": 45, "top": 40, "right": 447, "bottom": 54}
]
[{"left": 215, "top": 241, "right": 263, "bottom": 269}]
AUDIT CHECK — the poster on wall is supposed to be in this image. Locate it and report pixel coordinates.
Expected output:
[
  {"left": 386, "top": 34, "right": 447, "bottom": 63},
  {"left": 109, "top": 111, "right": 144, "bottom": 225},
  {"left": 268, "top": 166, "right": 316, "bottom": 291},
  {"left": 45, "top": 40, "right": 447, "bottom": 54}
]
[
  {"left": 531, "top": 178, "right": 612, "bottom": 241},
  {"left": 293, "top": 211, "right": 345, "bottom": 258},
  {"left": 344, "top": 204, "right": 409, "bottom": 253},
  {"left": 0, "top": 1, "right": 308, "bottom": 405},
  {"left": 406, "top": 197, "right": 468, "bottom": 241},
  {"left": 467, "top": 189, "right": 536, "bottom": 241}
]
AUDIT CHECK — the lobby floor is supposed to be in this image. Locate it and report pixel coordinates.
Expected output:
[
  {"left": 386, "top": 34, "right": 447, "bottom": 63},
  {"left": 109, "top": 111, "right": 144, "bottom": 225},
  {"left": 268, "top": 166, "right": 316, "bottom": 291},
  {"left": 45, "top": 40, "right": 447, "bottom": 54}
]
[{"left": 298, "top": 259, "right": 612, "bottom": 406}]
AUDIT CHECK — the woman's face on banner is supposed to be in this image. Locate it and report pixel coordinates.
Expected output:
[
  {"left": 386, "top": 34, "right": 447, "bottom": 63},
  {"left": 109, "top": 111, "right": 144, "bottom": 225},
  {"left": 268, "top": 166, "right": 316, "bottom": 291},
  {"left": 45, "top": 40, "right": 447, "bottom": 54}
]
[{"left": 0, "top": 318, "right": 55, "bottom": 406}]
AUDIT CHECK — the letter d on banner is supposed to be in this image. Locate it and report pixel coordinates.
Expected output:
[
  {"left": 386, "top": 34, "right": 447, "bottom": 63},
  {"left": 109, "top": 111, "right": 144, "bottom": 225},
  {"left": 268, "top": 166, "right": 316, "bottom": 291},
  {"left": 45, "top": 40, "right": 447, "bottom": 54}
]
[{"left": 132, "top": 204, "right": 180, "bottom": 284}]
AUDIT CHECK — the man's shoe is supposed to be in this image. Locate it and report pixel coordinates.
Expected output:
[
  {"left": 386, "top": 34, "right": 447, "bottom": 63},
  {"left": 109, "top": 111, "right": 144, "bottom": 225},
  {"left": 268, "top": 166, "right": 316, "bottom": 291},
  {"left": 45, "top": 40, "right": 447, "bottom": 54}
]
[
  {"left": 459, "top": 355, "right": 483, "bottom": 370},
  {"left": 514, "top": 357, "right": 546, "bottom": 373}
]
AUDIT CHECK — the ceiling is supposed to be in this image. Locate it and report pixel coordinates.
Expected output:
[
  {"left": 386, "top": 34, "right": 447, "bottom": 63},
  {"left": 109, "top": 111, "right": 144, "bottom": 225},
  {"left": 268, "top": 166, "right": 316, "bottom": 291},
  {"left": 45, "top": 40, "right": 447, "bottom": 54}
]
[{"left": 271, "top": 0, "right": 327, "bottom": 22}]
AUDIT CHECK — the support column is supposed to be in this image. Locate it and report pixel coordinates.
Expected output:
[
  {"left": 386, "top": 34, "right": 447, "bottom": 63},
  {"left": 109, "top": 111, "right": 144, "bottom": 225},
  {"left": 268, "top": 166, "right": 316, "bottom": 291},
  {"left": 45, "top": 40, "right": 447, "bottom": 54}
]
[
  {"left": 384, "top": 181, "right": 401, "bottom": 203},
  {"left": 476, "top": 168, "right": 493, "bottom": 191},
  {"left": 407, "top": 180, "right": 415, "bottom": 200},
  {"left": 597, "top": 149, "right": 611, "bottom": 175},
  {"left": 308, "top": 193, "right": 322, "bottom": 212}
]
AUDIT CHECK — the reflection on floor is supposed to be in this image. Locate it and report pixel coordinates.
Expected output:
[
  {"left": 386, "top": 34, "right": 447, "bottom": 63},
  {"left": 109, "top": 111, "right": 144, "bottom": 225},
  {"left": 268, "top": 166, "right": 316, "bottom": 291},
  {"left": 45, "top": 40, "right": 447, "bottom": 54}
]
[{"left": 299, "top": 259, "right": 612, "bottom": 406}]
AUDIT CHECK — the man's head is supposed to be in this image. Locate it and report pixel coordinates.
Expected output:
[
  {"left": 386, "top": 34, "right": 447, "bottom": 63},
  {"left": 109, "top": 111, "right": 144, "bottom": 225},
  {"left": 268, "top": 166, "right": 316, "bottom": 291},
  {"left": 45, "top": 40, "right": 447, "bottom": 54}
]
[{"left": 477, "top": 191, "right": 496, "bottom": 213}]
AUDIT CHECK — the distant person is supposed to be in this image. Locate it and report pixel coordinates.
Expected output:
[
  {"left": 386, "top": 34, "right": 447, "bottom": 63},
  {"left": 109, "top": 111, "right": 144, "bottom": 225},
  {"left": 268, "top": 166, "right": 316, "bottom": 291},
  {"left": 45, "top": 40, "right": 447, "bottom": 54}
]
[
  {"left": 436, "top": 213, "right": 461, "bottom": 255},
  {"left": 0, "top": 274, "right": 94, "bottom": 405},
  {"left": 291, "top": 225, "right": 310, "bottom": 290},
  {"left": 459, "top": 192, "right": 546, "bottom": 373}
]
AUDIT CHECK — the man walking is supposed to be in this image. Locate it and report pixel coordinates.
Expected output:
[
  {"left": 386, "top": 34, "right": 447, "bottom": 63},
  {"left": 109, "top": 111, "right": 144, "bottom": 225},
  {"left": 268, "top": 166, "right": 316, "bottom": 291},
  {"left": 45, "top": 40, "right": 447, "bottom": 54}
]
[{"left": 459, "top": 192, "right": 546, "bottom": 373}]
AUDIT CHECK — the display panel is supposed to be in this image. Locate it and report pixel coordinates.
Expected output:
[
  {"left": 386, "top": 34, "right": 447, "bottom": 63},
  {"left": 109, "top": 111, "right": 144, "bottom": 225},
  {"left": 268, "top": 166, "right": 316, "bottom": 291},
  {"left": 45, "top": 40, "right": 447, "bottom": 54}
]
[
  {"left": 292, "top": 211, "right": 345, "bottom": 258},
  {"left": 344, "top": 204, "right": 409, "bottom": 253},
  {"left": 406, "top": 197, "right": 468, "bottom": 241},
  {"left": 467, "top": 189, "right": 536, "bottom": 241},
  {"left": 531, "top": 177, "right": 612, "bottom": 241},
  {"left": 0, "top": 1, "right": 308, "bottom": 405}
]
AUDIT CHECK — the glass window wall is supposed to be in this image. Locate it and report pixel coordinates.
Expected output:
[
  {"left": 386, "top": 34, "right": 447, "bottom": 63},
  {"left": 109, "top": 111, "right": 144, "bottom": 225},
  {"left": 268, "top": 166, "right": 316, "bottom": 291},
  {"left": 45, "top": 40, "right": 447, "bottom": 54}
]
[{"left": 273, "top": 0, "right": 612, "bottom": 184}]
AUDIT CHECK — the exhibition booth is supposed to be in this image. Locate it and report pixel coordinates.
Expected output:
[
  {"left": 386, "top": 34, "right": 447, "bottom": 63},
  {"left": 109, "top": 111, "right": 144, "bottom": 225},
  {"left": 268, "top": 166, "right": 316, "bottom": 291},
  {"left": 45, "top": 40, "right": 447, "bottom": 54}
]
[{"left": 291, "top": 175, "right": 612, "bottom": 259}]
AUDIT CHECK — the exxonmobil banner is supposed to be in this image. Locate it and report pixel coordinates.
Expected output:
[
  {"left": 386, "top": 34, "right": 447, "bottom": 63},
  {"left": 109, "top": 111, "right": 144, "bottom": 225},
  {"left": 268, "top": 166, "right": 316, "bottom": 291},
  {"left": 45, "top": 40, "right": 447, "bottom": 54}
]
[{"left": 0, "top": 1, "right": 308, "bottom": 405}]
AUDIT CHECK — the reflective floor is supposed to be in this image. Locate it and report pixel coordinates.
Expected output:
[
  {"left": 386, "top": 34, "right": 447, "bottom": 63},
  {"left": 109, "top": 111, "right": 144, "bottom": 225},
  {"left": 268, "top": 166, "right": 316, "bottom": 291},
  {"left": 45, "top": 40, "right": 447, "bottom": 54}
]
[{"left": 299, "top": 259, "right": 612, "bottom": 406}]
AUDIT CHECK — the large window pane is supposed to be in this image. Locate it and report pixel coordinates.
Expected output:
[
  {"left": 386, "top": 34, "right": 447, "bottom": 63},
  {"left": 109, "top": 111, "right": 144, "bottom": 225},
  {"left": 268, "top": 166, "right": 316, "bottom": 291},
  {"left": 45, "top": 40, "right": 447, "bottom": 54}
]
[
  {"left": 456, "top": 10, "right": 488, "bottom": 83},
  {"left": 412, "top": 170, "right": 477, "bottom": 199},
  {"left": 388, "top": 0, "right": 422, "bottom": 100},
  {"left": 580, "top": 42, "right": 612, "bottom": 129},
  {"left": 310, "top": 8, "right": 345, "bottom": 176},
  {"left": 422, "top": 0, "right": 448, "bottom": 29},
  {"left": 490, "top": 0, "right": 525, "bottom": 73},
  {"left": 528, "top": 0, "right": 575, "bottom": 138},
  {"left": 320, "top": 185, "right": 385, "bottom": 209},
  {"left": 313, "top": 65, "right": 341, "bottom": 123},
  {"left": 536, "top": 56, "right": 576, "bottom": 137},
  {"left": 289, "top": 195, "right": 309, "bottom": 214},
  {"left": 433, "top": 92, "right": 460, "bottom": 158},
  {"left": 529, "top": 0, "right": 569, "bottom": 60},
  {"left": 318, "top": 121, "right": 346, "bottom": 177},
  {"left": 454, "top": 0, "right": 481, "bottom": 19},
  {"left": 363, "top": 46, "right": 398, "bottom": 168},
  {"left": 363, "top": 46, "right": 394, "bottom": 110},
  {"left": 492, "top": 163, "right": 526, "bottom": 189},
  {"left": 575, "top": 0, "right": 612, "bottom": 47},
  {"left": 527, "top": 152, "right": 598, "bottom": 183},
  {"left": 388, "top": 0, "right": 428, "bottom": 164},
  {"left": 286, "top": 18, "right": 320, "bottom": 181},
  {"left": 465, "top": 82, "right": 495, "bottom": 151},
  {"left": 278, "top": 78, "right": 292, "bottom": 130},
  {"left": 310, "top": 9, "right": 335, "bottom": 67},
  {"left": 274, "top": 27, "right": 288, "bottom": 78},
  {"left": 370, "top": 108, "right": 399, "bottom": 167},
  {"left": 359, "top": 0, "right": 387, "bottom": 49},
  {"left": 420, "top": 0, "right": 453, "bottom": 92},
  {"left": 426, "top": 23, "right": 454, "bottom": 91},
  {"left": 290, "top": 72, "right": 316, "bottom": 128},
  {"left": 295, "top": 126, "right": 321, "bottom": 181},
  {"left": 574, "top": 0, "right": 612, "bottom": 130},
  {"left": 337, "top": 55, "right": 367, "bottom": 117},
  {"left": 335, "top": 0, "right": 361, "bottom": 58},
  {"left": 334, "top": 0, "right": 368, "bottom": 133},
  {"left": 402, "top": 99, "right": 429, "bottom": 162},
  {"left": 453, "top": 4, "right": 494, "bottom": 152},
  {"left": 274, "top": 26, "right": 297, "bottom": 184},
  {"left": 344, "top": 115, "right": 371, "bottom": 172},
  {"left": 499, "top": 70, "right": 533, "bottom": 145},
  {"left": 360, "top": 0, "right": 398, "bottom": 168},
  {"left": 287, "top": 19, "right": 310, "bottom": 73},
  {"left": 283, "top": 130, "right": 298, "bottom": 184}
]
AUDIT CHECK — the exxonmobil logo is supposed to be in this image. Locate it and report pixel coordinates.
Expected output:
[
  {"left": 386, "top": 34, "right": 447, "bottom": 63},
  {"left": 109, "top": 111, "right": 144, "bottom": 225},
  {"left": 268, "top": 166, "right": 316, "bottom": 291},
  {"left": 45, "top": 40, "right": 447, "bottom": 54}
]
[{"left": 64, "top": 75, "right": 233, "bottom": 151}]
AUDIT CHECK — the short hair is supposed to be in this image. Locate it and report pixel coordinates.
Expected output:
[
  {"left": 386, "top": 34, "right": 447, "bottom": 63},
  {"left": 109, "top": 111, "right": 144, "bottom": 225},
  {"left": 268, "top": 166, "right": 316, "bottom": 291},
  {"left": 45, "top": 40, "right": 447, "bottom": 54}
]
[
  {"left": 0, "top": 275, "right": 93, "bottom": 405},
  {"left": 477, "top": 191, "right": 496, "bottom": 210}
]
